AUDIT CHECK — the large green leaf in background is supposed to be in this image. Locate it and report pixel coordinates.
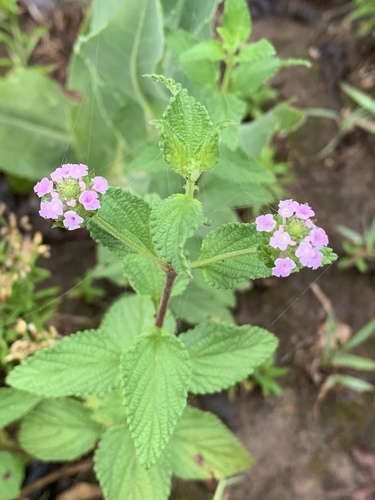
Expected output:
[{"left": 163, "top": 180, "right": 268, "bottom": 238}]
[
  {"left": 161, "top": 0, "right": 219, "bottom": 36},
  {"left": 19, "top": 398, "right": 102, "bottom": 461},
  {"left": 0, "top": 451, "right": 23, "bottom": 500},
  {"left": 73, "top": 0, "right": 164, "bottom": 134},
  {"left": 0, "top": 388, "right": 40, "bottom": 428},
  {"left": 167, "top": 406, "right": 252, "bottom": 479},
  {"left": 0, "top": 68, "right": 73, "bottom": 180},
  {"left": 95, "top": 425, "right": 171, "bottom": 500},
  {"left": 179, "top": 321, "right": 278, "bottom": 393}
]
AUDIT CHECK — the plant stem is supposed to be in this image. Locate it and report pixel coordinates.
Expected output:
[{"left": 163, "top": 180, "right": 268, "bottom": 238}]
[
  {"left": 221, "top": 56, "right": 234, "bottom": 94},
  {"left": 155, "top": 265, "right": 177, "bottom": 329},
  {"left": 185, "top": 177, "right": 196, "bottom": 199}
]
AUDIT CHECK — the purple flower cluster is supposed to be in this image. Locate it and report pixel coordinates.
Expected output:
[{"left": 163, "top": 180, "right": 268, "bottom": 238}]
[
  {"left": 256, "top": 199, "right": 329, "bottom": 278},
  {"left": 34, "top": 164, "right": 108, "bottom": 230}
]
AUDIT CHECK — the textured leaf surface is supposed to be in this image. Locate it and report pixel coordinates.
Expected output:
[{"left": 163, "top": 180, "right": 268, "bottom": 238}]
[
  {"left": 167, "top": 406, "right": 252, "bottom": 479},
  {"left": 19, "top": 399, "right": 102, "bottom": 461},
  {"left": 0, "top": 68, "right": 72, "bottom": 180},
  {"left": 89, "top": 188, "right": 158, "bottom": 263},
  {"left": 100, "top": 294, "right": 156, "bottom": 351},
  {"left": 95, "top": 426, "right": 171, "bottom": 500},
  {"left": 121, "top": 333, "right": 191, "bottom": 467},
  {"left": 150, "top": 80, "right": 224, "bottom": 176},
  {"left": 150, "top": 194, "right": 205, "bottom": 274},
  {"left": 0, "top": 451, "right": 23, "bottom": 500},
  {"left": 0, "top": 388, "right": 40, "bottom": 428},
  {"left": 179, "top": 320, "right": 278, "bottom": 393},
  {"left": 217, "top": 0, "right": 251, "bottom": 52},
  {"left": 195, "top": 223, "right": 271, "bottom": 288},
  {"left": 7, "top": 329, "right": 120, "bottom": 397}
]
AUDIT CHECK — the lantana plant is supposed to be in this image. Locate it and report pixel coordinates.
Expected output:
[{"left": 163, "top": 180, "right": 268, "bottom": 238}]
[{"left": 1, "top": 75, "right": 337, "bottom": 500}]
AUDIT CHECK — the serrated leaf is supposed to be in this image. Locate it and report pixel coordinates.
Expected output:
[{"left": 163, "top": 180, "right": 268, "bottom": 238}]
[
  {"left": 89, "top": 188, "right": 161, "bottom": 266},
  {"left": 193, "top": 223, "right": 271, "bottom": 288},
  {"left": 150, "top": 194, "right": 205, "bottom": 274},
  {"left": 7, "top": 329, "right": 120, "bottom": 397},
  {"left": 0, "top": 388, "right": 41, "bottom": 428},
  {"left": 167, "top": 406, "right": 252, "bottom": 479},
  {"left": 95, "top": 425, "right": 171, "bottom": 500},
  {"left": 217, "top": 0, "right": 251, "bottom": 53},
  {"left": 19, "top": 399, "right": 102, "bottom": 461},
  {"left": 121, "top": 333, "right": 191, "bottom": 467},
  {"left": 0, "top": 451, "right": 23, "bottom": 500},
  {"left": 150, "top": 80, "right": 226, "bottom": 177},
  {"left": 179, "top": 320, "right": 278, "bottom": 393}
]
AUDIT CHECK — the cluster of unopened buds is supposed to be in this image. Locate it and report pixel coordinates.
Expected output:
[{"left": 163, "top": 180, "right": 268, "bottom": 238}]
[
  {"left": 33, "top": 164, "right": 108, "bottom": 230},
  {"left": 256, "top": 199, "right": 329, "bottom": 278}
]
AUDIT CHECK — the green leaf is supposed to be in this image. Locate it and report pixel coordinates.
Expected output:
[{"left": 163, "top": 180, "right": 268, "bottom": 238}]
[
  {"left": 235, "top": 39, "right": 275, "bottom": 63},
  {"left": 100, "top": 294, "right": 155, "bottom": 350},
  {"left": 181, "top": 40, "right": 225, "bottom": 62},
  {"left": 170, "top": 270, "right": 235, "bottom": 324},
  {"left": 89, "top": 188, "right": 163, "bottom": 267},
  {"left": 0, "top": 68, "right": 73, "bottom": 180},
  {"left": 180, "top": 320, "right": 278, "bottom": 393},
  {"left": 0, "top": 451, "right": 23, "bottom": 500},
  {"left": 167, "top": 406, "right": 252, "bottom": 479},
  {"left": 341, "top": 82, "right": 375, "bottom": 115},
  {"left": 7, "top": 329, "right": 120, "bottom": 397},
  {"left": 217, "top": 0, "right": 251, "bottom": 53},
  {"left": 332, "top": 353, "right": 375, "bottom": 371},
  {"left": 232, "top": 58, "right": 281, "bottom": 96},
  {"left": 150, "top": 194, "right": 205, "bottom": 274},
  {"left": 324, "top": 374, "right": 374, "bottom": 393},
  {"left": 19, "top": 399, "right": 102, "bottom": 461},
  {"left": 120, "top": 333, "right": 191, "bottom": 467},
  {"left": 149, "top": 77, "right": 229, "bottom": 177},
  {"left": 161, "top": 0, "right": 219, "bottom": 36},
  {"left": 123, "top": 254, "right": 189, "bottom": 302},
  {"left": 165, "top": 28, "right": 219, "bottom": 89},
  {"left": 192, "top": 223, "right": 272, "bottom": 289},
  {"left": 239, "top": 111, "right": 278, "bottom": 158},
  {"left": 342, "top": 317, "right": 375, "bottom": 351},
  {"left": 202, "top": 92, "right": 246, "bottom": 149},
  {"left": 95, "top": 425, "right": 171, "bottom": 500},
  {"left": 67, "top": 56, "right": 127, "bottom": 179},
  {"left": 0, "top": 388, "right": 40, "bottom": 428},
  {"left": 321, "top": 247, "right": 338, "bottom": 266},
  {"left": 76, "top": 0, "right": 164, "bottom": 123}
]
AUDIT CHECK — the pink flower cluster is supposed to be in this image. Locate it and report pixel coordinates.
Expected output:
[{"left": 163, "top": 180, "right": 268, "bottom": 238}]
[
  {"left": 255, "top": 199, "right": 329, "bottom": 278},
  {"left": 34, "top": 164, "right": 108, "bottom": 230}
]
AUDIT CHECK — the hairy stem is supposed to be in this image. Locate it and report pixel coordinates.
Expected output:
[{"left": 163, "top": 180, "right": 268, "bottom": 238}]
[
  {"left": 155, "top": 265, "right": 177, "bottom": 329},
  {"left": 221, "top": 56, "right": 234, "bottom": 94}
]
